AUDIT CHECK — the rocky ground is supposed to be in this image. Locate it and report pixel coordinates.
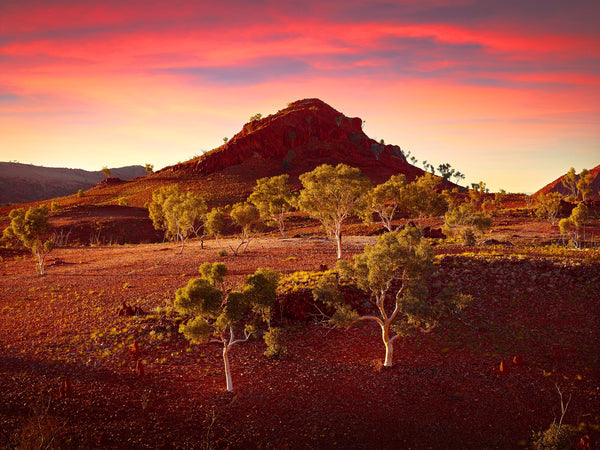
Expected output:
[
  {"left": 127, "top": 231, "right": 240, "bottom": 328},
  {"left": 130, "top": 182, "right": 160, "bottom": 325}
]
[{"left": 0, "top": 235, "right": 599, "bottom": 449}]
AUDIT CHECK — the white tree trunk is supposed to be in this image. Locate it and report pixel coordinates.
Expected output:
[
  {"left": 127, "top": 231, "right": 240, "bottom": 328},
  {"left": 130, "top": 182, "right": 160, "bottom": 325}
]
[
  {"left": 335, "top": 232, "right": 343, "bottom": 259},
  {"left": 223, "top": 344, "right": 233, "bottom": 392},
  {"left": 381, "top": 322, "right": 394, "bottom": 367},
  {"left": 36, "top": 251, "right": 45, "bottom": 275}
]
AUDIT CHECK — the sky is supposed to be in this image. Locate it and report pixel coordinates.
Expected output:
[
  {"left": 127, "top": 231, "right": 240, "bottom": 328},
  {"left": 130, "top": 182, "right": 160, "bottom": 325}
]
[{"left": 1, "top": 0, "right": 599, "bottom": 193}]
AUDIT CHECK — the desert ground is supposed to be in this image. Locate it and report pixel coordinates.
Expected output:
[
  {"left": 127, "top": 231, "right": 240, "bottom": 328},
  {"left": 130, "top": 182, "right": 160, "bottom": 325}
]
[{"left": 1, "top": 211, "right": 599, "bottom": 448}]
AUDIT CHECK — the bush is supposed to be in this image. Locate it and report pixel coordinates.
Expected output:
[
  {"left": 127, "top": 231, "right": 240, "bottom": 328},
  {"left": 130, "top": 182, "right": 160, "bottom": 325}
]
[
  {"left": 263, "top": 327, "right": 287, "bottom": 358},
  {"left": 531, "top": 422, "right": 575, "bottom": 450},
  {"left": 217, "top": 249, "right": 228, "bottom": 257}
]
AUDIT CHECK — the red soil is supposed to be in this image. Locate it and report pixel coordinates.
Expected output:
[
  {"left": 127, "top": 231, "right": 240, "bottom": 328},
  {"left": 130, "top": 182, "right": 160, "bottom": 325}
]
[{"left": 1, "top": 236, "right": 599, "bottom": 449}]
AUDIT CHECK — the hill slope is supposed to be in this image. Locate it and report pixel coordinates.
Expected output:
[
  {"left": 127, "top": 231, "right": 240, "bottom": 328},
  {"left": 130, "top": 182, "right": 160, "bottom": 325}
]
[
  {"left": 535, "top": 164, "right": 600, "bottom": 199},
  {"left": 0, "top": 163, "right": 147, "bottom": 205}
]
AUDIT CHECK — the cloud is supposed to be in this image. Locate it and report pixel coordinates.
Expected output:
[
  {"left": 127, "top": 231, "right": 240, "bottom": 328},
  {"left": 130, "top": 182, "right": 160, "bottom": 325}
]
[{"left": 162, "top": 57, "right": 314, "bottom": 85}]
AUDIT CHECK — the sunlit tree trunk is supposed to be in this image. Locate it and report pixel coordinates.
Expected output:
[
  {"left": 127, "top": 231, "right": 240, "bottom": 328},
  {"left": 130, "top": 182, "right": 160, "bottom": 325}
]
[
  {"left": 223, "top": 344, "right": 233, "bottom": 392},
  {"left": 381, "top": 321, "right": 394, "bottom": 367}
]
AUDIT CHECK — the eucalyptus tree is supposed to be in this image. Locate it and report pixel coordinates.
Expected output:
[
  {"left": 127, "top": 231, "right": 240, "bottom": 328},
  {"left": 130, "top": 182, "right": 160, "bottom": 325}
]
[
  {"left": 297, "top": 163, "right": 371, "bottom": 259},
  {"left": 2, "top": 206, "right": 54, "bottom": 275},
  {"left": 314, "top": 227, "right": 470, "bottom": 367},
  {"left": 248, "top": 174, "right": 295, "bottom": 238},
  {"left": 148, "top": 185, "right": 207, "bottom": 253},
  {"left": 175, "top": 263, "right": 279, "bottom": 391}
]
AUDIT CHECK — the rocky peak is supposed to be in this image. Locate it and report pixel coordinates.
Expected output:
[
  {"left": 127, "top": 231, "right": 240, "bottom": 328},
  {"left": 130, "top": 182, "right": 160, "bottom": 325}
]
[{"left": 159, "top": 98, "right": 420, "bottom": 183}]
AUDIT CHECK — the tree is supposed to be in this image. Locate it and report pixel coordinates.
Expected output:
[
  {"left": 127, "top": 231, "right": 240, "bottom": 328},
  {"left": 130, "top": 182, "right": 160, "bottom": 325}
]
[
  {"left": 469, "top": 181, "right": 488, "bottom": 209},
  {"left": 248, "top": 174, "right": 294, "bottom": 238},
  {"left": 314, "top": 227, "right": 470, "bottom": 367},
  {"left": 561, "top": 167, "right": 578, "bottom": 200},
  {"left": 559, "top": 203, "right": 588, "bottom": 249},
  {"left": 362, "top": 173, "right": 447, "bottom": 232},
  {"left": 174, "top": 263, "right": 279, "bottom": 391},
  {"left": 406, "top": 173, "right": 449, "bottom": 226},
  {"left": 228, "top": 202, "right": 261, "bottom": 255},
  {"left": 145, "top": 163, "right": 154, "bottom": 175},
  {"left": 297, "top": 164, "right": 372, "bottom": 259},
  {"left": 204, "top": 208, "right": 226, "bottom": 247},
  {"left": 444, "top": 202, "right": 492, "bottom": 245},
  {"left": 101, "top": 166, "right": 111, "bottom": 178},
  {"left": 148, "top": 185, "right": 208, "bottom": 253},
  {"left": 362, "top": 174, "right": 408, "bottom": 231},
  {"left": 2, "top": 206, "right": 54, "bottom": 275},
  {"left": 534, "top": 192, "right": 562, "bottom": 226},
  {"left": 577, "top": 168, "right": 594, "bottom": 201}
]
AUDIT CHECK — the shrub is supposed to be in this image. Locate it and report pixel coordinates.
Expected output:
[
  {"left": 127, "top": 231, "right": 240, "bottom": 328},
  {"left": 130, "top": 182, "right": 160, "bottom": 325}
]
[{"left": 263, "top": 327, "right": 287, "bottom": 358}]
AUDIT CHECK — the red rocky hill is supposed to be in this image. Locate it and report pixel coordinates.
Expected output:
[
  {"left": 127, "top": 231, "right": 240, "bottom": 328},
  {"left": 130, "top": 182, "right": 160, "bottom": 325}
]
[{"left": 157, "top": 98, "right": 423, "bottom": 185}]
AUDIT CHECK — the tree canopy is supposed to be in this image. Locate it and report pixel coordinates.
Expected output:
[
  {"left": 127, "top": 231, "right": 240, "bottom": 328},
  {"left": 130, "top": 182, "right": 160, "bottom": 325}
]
[
  {"left": 314, "top": 227, "right": 470, "bottom": 367},
  {"left": 2, "top": 205, "right": 54, "bottom": 275},
  {"left": 297, "top": 163, "right": 371, "bottom": 258},
  {"left": 148, "top": 185, "right": 207, "bottom": 253},
  {"left": 248, "top": 174, "right": 295, "bottom": 238},
  {"left": 174, "top": 263, "right": 279, "bottom": 391}
]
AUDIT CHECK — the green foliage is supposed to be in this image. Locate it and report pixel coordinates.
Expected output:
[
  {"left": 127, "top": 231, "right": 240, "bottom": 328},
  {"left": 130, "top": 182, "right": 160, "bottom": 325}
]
[
  {"left": 144, "top": 163, "right": 154, "bottom": 174},
  {"left": 437, "top": 162, "right": 465, "bottom": 184},
  {"left": 228, "top": 202, "right": 261, "bottom": 255},
  {"left": 179, "top": 316, "right": 212, "bottom": 344},
  {"left": 314, "top": 227, "right": 471, "bottom": 367},
  {"left": 174, "top": 278, "right": 222, "bottom": 317},
  {"left": 2, "top": 206, "right": 54, "bottom": 275},
  {"left": 535, "top": 192, "right": 563, "bottom": 226},
  {"left": 576, "top": 168, "right": 594, "bottom": 201},
  {"left": 561, "top": 167, "right": 578, "bottom": 201},
  {"left": 174, "top": 264, "right": 281, "bottom": 391},
  {"left": 248, "top": 174, "right": 294, "bottom": 237},
  {"left": 363, "top": 173, "right": 449, "bottom": 231},
  {"left": 469, "top": 181, "right": 488, "bottom": 207},
  {"left": 531, "top": 422, "right": 575, "bottom": 450},
  {"left": 362, "top": 174, "right": 408, "bottom": 230},
  {"left": 77, "top": 189, "right": 85, "bottom": 198},
  {"left": 148, "top": 185, "right": 208, "bottom": 252},
  {"left": 205, "top": 208, "right": 226, "bottom": 238},
  {"left": 278, "top": 270, "right": 334, "bottom": 294},
  {"left": 50, "top": 201, "right": 61, "bottom": 212},
  {"left": 198, "top": 261, "right": 227, "bottom": 286},
  {"left": 559, "top": 203, "right": 588, "bottom": 249},
  {"left": 249, "top": 113, "right": 262, "bottom": 122},
  {"left": 263, "top": 327, "right": 287, "bottom": 358},
  {"left": 444, "top": 202, "right": 492, "bottom": 245},
  {"left": 297, "top": 163, "right": 371, "bottom": 258},
  {"left": 101, "top": 166, "right": 111, "bottom": 178}
]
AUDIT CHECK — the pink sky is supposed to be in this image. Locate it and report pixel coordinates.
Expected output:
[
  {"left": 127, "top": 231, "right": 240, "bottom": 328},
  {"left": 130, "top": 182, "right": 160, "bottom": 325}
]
[{"left": 1, "top": 0, "right": 598, "bottom": 192}]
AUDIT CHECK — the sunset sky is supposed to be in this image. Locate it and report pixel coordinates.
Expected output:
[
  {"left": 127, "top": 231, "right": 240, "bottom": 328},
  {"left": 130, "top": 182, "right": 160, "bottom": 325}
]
[{"left": 1, "top": 0, "right": 598, "bottom": 193}]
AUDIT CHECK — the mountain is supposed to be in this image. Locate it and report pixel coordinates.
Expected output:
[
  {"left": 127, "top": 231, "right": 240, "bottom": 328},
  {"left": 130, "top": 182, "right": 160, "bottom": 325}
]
[
  {"left": 158, "top": 98, "right": 422, "bottom": 184},
  {"left": 535, "top": 164, "right": 600, "bottom": 200},
  {"left": 0, "top": 163, "right": 147, "bottom": 205}
]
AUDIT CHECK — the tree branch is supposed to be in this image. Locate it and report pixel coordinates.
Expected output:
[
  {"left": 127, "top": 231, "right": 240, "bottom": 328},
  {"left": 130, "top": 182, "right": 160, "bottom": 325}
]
[{"left": 349, "top": 315, "right": 384, "bottom": 328}]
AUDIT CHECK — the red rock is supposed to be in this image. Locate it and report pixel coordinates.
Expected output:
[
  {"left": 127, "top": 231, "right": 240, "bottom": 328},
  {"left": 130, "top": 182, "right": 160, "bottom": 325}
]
[{"left": 156, "top": 98, "right": 425, "bottom": 185}]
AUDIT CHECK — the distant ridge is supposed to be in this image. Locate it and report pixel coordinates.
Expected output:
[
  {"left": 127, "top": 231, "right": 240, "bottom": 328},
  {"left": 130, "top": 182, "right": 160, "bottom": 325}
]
[{"left": 0, "top": 162, "right": 147, "bottom": 205}]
